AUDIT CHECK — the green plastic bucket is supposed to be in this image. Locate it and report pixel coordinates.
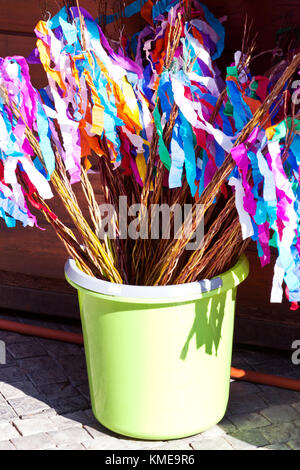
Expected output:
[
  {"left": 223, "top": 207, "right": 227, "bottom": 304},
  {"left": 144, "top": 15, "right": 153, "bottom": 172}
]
[{"left": 65, "top": 255, "right": 249, "bottom": 440}]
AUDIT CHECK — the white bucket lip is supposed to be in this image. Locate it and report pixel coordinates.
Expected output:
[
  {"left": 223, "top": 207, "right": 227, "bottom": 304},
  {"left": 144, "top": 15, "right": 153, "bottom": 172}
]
[{"left": 64, "top": 258, "right": 223, "bottom": 300}]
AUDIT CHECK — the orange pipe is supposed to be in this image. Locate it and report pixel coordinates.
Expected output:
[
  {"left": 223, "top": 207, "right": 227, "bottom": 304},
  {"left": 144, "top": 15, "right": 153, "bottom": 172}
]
[
  {"left": 0, "top": 320, "right": 84, "bottom": 345},
  {"left": 230, "top": 367, "right": 300, "bottom": 392},
  {"left": 1, "top": 320, "right": 300, "bottom": 392}
]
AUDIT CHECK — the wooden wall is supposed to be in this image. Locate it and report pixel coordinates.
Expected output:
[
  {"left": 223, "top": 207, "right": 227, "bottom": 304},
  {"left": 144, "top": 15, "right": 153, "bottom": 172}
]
[
  {"left": 2, "top": 0, "right": 300, "bottom": 87},
  {"left": 0, "top": 1, "right": 300, "bottom": 348}
]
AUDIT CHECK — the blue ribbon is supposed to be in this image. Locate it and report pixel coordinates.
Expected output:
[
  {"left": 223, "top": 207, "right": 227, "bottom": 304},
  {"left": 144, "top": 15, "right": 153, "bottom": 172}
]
[
  {"left": 180, "top": 117, "right": 197, "bottom": 197},
  {"left": 36, "top": 101, "right": 56, "bottom": 179},
  {"left": 226, "top": 78, "right": 253, "bottom": 132},
  {"left": 169, "top": 115, "right": 185, "bottom": 189},
  {"left": 0, "top": 191, "right": 30, "bottom": 227},
  {"left": 199, "top": 2, "right": 225, "bottom": 61}
]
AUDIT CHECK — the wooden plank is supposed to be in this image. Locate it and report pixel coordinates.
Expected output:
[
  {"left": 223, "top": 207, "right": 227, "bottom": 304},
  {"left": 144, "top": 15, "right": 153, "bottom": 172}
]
[
  {"left": 234, "top": 246, "right": 300, "bottom": 351},
  {"left": 0, "top": 1, "right": 46, "bottom": 34},
  {"left": 0, "top": 225, "right": 68, "bottom": 280},
  {"left": 0, "top": 0, "right": 298, "bottom": 49},
  {"left": 0, "top": 269, "right": 72, "bottom": 293},
  {"left": 0, "top": 284, "right": 79, "bottom": 319},
  {"left": 234, "top": 315, "right": 300, "bottom": 352},
  {"left": 0, "top": 0, "right": 298, "bottom": 41},
  {"left": 0, "top": 173, "right": 103, "bottom": 280},
  {"left": 2, "top": 1, "right": 299, "bottom": 88},
  {"left": 0, "top": 0, "right": 97, "bottom": 33},
  {"left": 0, "top": 0, "right": 138, "bottom": 37},
  {"left": 0, "top": 33, "right": 46, "bottom": 88},
  {"left": 236, "top": 247, "right": 296, "bottom": 321}
]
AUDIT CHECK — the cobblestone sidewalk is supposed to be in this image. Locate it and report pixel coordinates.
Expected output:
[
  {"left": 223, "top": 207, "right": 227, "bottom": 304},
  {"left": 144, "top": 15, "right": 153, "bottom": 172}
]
[{"left": 0, "top": 312, "right": 300, "bottom": 450}]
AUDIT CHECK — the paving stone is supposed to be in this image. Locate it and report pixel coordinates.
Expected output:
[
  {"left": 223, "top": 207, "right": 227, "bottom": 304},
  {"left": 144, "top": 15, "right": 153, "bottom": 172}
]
[
  {"left": 0, "top": 422, "right": 20, "bottom": 440},
  {"left": 229, "top": 381, "right": 261, "bottom": 398},
  {"left": 0, "top": 331, "right": 34, "bottom": 345},
  {"left": 123, "top": 439, "right": 192, "bottom": 452},
  {"left": 0, "top": 333, "right": 299, "bottom": 450},
  {"left": 293, "top": 418, "right": 300, "bottom": 428},
  {"left": 227, "top": 394, "right": 268, "bottom": 415},
  {"left": 38, "top": 382, "right": 79, "bottom": 400},
  {"left": 122, "top": 438, "right": 166, "bottom": 449},
  {"left": 0, "top": 440, "right": 16, "bottom": 450},
  {"left": 83, "top": 423, "right": 116, "bottom": 440},
  {"left": 49, "top": 411, "right": 91, "bottom": 430},
  {"left": 286, "top": 439, "right": 300, "bottom": 450},
  {"left": 260, "top": 404, "right": 299, "bottom": 424},
  {"left": 218, "top": 417, "right": 237, "bottom": 434},
  {"left": 227, "top": 412, "right": 270, "bottom": 430},
  {"left": 257, "top": 386, "right": 300, "bottom": 406},
  {"left": 223, "top": 435, "right": 258, "bottom": 450},
  {"left": 0, "top": 366, "right": 28, "bottom": 383},
  {"left": 8, "top": 396, "right": 52, "bottom": 418},
  {"left": 291, "top": 402, "right": 300, "bottom": 413},
  {"left": 11, "top": 432, "right": 57, "bottom": 450},
  {"left": 260, "top": 422, "right": 300, "bottom": 445},
  {"left": 48, "top": 394, "right": 90, "bottom": 415},
  {"left": 191, "top": 438, "right": 233, "bottom": 450},
  {"left": 82, "top": 438, "right": 129, "bottom": 450},
  {"left": 18, "top": 357, "right": 67, "bottom": 385},
  {"left": 13, "top": 416, "right": 58, "bottom": 436},
  {"left": 18, "top": 355, "right": 65, "bottom": 372},
  {"left": 46, "top": 426, "right": 92, "bottom": 445},
  {"left": 83, "top": 409, "right": 100, "bottom": 426},
  {"left": 0, "top": 380, "right": 40, "bottom": 400},
  {"left": 117, "top": 439, "right": 165, "bottom": 450},
  {"left": 37, "top": 338, "right": 83, "bottom": 358},
  {"left": 7, "top": 341, "right": 47, "bottom": 360},
  {"left": 68, "top": 371, "right": 89, "bottom": 387},
  {"left": 264, "top": 443, "right": 291, "bottom": 450},
  {"left": 0, "top": 394, "right": 6, "bottom": 405},
  {"left": 77, "top": 383, "right": 90, "bottom": 401},
  {"left": 56, "top": 443, "right": 85, "bottom": 450},
  {"left": 0, "top": 351, "right": 17, "bottom": 367},
  {"left": 230, "top": 428, "right": 270, "bottom": 447},
  {"left": 198, "top": 425, "right": 226, "bottom": 440},
  {"left": 0, "top": 403, "right": 18, "bottom": 422},
  {"left": 54, "top": 354, "right": 87, "bottom": 376}
]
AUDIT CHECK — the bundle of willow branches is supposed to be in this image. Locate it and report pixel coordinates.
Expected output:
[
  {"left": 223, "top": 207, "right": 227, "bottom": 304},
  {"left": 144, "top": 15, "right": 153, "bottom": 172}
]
[{"left": 1, "top": 0, "right": 300, "bottom": 291}]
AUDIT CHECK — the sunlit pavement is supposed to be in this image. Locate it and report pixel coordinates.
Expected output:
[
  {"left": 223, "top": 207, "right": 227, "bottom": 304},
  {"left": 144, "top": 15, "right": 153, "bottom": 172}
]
[{"left": 0, "top": 312, "right": 299, "bottom": 450}]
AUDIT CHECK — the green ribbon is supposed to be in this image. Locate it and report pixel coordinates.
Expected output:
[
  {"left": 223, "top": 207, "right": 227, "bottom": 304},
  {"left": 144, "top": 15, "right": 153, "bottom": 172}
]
[{"left": 153, "top": 101, "right": 171, "bottom": 171}]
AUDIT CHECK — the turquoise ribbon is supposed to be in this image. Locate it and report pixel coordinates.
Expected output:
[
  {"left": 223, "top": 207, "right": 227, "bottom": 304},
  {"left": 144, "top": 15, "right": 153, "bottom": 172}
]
[
  {"left": 36, "top": 101, "right": 55, "bottom": 179},
  {"left": 178, "top": 111, "right": 197, "bottom": 197}
]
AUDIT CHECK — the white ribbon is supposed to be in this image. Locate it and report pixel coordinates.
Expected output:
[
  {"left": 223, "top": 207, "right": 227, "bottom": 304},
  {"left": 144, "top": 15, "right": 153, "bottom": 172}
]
[
  {"left": 270, "top": 258, "right": 285, "bottom": 303},
  {"left": 171, "top": 77, "right": 234, "bottom": 153},
  {"left": 256, "top": 149, "right": 276, "bottom": 202},
  {"left": 4, "top": 155, "right": 53, "bottom": 200},
  {"left": 229, "top": 177, "right": 254, "bottom": 240}
]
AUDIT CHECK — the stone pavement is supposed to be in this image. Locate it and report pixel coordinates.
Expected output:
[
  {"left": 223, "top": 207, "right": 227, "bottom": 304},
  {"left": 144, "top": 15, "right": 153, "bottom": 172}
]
[{"left": 0, "top": 311, "right": 300, "bottom": 450}]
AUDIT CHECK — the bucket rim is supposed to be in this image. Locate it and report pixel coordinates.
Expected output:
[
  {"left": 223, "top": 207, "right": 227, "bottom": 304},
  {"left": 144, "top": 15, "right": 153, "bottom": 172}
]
[{"left": 64, "top": 254, "right": 249, "bottom": 304}]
